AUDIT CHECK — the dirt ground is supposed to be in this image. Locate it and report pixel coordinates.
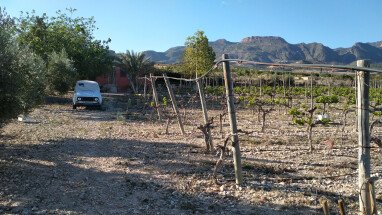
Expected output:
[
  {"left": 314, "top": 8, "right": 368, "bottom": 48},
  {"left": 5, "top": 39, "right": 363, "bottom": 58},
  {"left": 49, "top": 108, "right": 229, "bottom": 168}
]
[{"left": 0, "top": 93, "right": 381, "bottom": 215}]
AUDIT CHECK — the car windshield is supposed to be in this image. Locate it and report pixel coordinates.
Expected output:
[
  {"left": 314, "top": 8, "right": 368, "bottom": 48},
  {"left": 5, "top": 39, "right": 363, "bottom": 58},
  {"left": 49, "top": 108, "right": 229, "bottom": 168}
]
[{"left": 75, "top": 82, "right": 100, "bottom": 92}]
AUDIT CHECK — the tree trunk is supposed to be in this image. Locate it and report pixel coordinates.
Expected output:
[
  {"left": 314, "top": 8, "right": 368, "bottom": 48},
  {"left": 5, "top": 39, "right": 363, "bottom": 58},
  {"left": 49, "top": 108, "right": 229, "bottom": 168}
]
[{"left": 127, "top": 74, "right": 137, "bottom": 93}]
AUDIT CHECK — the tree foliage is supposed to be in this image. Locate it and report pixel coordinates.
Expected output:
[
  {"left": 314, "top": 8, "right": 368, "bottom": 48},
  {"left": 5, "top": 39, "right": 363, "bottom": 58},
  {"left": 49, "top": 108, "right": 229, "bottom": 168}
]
[
  {"left": 120, "top": 50, "right": 154, "bottom": 93},
  {"left": 0, "top": 25, "right": 46, "bottom": 126},
  {"left": 0, "top": 7, "right": 15, "bottom": 30},
  {"left": 0, "top": 7, "right": 113, "bottom": 127},
  {"left": 46, "top": 49, "right": 77, "bottom": 94},
  {"left": 17, "top": 8, "right": 113, "bottom": 80},
  {"left": 182, "top": 30, "right": 215, "bottom": 77}
]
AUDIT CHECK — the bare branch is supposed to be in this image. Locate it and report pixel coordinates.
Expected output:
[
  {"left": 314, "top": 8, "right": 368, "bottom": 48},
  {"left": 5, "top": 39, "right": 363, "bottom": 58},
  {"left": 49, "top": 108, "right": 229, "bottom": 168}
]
[{"left": 213, "top": 135, "right": 230, "bottom": 185}]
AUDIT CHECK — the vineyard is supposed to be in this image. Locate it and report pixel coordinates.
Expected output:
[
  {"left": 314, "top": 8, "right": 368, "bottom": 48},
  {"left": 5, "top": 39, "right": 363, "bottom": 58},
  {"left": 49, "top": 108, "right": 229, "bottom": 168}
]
[
  {"left": 1, "top": 59, "right": 382, "bottom": 214},
  {"left": 120, "top": 58, "right": 382, "bottom": 214}
]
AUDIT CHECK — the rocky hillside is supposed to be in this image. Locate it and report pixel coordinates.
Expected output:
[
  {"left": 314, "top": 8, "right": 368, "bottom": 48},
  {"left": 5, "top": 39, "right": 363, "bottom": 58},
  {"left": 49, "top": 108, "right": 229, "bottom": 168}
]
[{"left": 143, "top": 36, "right": 382, "bottom": 65}]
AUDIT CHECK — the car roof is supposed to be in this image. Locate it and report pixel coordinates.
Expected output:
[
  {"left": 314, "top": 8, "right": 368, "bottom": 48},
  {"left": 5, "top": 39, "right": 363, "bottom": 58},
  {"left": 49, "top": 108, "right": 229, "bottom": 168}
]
[{"left": 76, "top": 80, "right": 99, "bottom": 85}]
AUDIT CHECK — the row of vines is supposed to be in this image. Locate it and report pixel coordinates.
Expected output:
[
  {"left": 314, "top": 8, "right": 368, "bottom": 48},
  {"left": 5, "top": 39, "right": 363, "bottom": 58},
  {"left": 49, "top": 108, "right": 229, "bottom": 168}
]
[{"left": 138, "top": 62, "right": 381, "bottom": 214}]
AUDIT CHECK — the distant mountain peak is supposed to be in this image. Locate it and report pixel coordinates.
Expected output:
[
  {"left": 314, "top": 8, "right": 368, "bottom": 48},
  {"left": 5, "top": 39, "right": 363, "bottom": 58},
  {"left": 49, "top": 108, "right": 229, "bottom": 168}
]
[
  {"left": 143, "top": 36, "right": 382, "bottom": 65},
  {"left": 214, "top": 39, "right": 232, "bottom": 45},
  {"left": 240, "top": 36, "right": 286, "bottom": 44}
]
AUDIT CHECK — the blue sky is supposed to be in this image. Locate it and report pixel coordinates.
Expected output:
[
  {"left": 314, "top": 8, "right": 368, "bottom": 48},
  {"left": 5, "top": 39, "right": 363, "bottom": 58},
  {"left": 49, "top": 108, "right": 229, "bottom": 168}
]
[{"left": 2, "top": 0, "right": 382, "bottom": 53}]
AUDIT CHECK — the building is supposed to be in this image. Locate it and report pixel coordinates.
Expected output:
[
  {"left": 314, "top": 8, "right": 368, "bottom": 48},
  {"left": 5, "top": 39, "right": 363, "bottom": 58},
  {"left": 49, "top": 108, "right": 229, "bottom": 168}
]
[{"left": 96, "top": 66, "right": 130, "bottom": 93}]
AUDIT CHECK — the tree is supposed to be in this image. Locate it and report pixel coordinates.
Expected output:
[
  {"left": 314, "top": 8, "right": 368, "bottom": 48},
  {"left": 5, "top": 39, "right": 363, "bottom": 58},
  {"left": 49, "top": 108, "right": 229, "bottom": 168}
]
[
  {"left": 0, "top": 7, "right": 15, "bottom": 31},
  {"left": 17, "top": 8, "right": 113, "bottom": 81},
  {"left": 120, "top": 50, "right": 154, "bottom": 93},
  {"left": 0, "top": 24, "right": 46, "bottom": 127},
  {"left": 46, "top": 49, "right": 77, "bottom": 94},
  {"left": 182, "top": 30, "right": 215, "bottom": 77}
]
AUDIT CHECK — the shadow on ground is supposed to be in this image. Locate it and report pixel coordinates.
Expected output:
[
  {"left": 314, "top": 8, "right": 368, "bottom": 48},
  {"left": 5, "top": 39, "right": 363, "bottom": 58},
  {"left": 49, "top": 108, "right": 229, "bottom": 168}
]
[{"left": 0, "top": 137, "right": 319, "bottom": 215}]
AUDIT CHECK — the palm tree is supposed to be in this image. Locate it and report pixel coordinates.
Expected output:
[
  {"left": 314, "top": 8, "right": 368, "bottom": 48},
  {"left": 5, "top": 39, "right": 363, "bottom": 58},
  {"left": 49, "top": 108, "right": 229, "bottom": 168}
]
[{"left": 120, "top": 50, "right": 153, "bottom": 93}]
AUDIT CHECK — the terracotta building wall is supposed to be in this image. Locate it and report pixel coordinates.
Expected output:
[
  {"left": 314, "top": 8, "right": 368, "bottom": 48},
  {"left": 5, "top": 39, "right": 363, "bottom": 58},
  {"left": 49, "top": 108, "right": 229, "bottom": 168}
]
[
  {"left": 115, "top": 67, "right": 130, "bottom": 92},
  {"left": 95, "top": 66, "right": 130, "bottom": 92}
]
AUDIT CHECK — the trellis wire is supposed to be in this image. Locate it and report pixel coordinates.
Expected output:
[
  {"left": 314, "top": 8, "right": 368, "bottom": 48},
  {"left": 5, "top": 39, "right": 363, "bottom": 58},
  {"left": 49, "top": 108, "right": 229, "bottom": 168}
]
[
  {"left": 140, "top": 59, "right": 382, "bottom": 87},
  {"left": 139, "top": 57, "right": 382, "bottom": 214}
]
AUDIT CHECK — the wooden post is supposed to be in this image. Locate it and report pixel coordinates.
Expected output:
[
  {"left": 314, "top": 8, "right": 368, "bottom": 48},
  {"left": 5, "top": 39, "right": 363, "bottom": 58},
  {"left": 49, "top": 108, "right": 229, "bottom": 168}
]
[
  {"left": 219, "top": 113, "right": 224, "bottom": 138},
  {"left": 320, "top": 199, "right": 330, "bottom": 215},
  {"left": 197, "top": 78, "right": 213, "bottom": 151},
  {"left": 282, "top": 73, "right": 286, "bottom": 97},
  {"left": 338, "top": 199, "right": 346, "bottom": 215},
  {"left": 310, "top": 73, "right": 314, "bottom": 109},
  {"left": 150, "top": 74, "right": 162, "bottom": 121},
  {"left": 369, "top": 181, "right": 378, "bottom": 215},
  {"left": 163, "top": 74, "right": 185, "bottom": 136},
  {"left": 143, "top": 75, "right": 147, "bottom": 100},
  {"left": 356, "top": 59, "right": 371, "bottom": 215},
  {"left": 222, "top": 54, "right": 243, "bottom": 185},
  {"left": 355, "top": 72, "right": 358, "bottom": 131}
]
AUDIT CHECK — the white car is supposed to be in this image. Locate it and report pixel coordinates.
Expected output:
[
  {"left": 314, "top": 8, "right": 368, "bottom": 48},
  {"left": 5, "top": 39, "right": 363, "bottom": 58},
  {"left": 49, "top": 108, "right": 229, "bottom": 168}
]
[{"left": 72, "top": 80, "right": 102, "bottom": 109}]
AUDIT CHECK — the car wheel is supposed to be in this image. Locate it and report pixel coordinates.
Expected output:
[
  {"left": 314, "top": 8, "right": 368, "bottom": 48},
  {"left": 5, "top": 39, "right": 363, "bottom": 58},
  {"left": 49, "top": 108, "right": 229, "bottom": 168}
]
[{"left": 73, "top": 105, "right": 77, "bottom": 110}]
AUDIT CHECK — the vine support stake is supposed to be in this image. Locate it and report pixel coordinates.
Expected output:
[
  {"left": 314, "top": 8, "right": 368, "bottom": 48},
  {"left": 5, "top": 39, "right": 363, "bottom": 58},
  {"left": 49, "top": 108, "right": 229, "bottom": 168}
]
[
  {"left": 163, "top": 74, "right": 185, "bottom": 136},
  {"left": 356, "top": 59, "right": 371, "bottom": 215},
  {"left": 222, "top": 54, "right": 243, "bottom": 185},
  {"left": 369, "top": 180, "right": 378, "bottom": 215},
  {"left": 143, "top": 75, "right": 147, "bottom": 100},
  {"left": 355, "top": 71, "right": 358, "bottom": 132},
  {"left": 150, "top": 73, "right": 162, "bottom": 121},
  {"left": 338, "top": 199, "right": 346, "bottom": 215},
  {"left": 321, "top": 199, "right": 330, "bottom": 215},
  {"left": 310, "top": 72, "right": 314, "bottom": 109},
  {"left": 197, "top": 78, "right": 213, "bottom": 151}
]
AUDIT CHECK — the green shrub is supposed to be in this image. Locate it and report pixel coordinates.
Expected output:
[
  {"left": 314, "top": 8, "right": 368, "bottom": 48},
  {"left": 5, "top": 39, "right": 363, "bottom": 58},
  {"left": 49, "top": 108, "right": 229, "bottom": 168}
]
[
  {"left": 46, "top": 49, "right": 77, "bottom": 94},
  {"left": 0, "top": 27, "right": 46, "bottom": 126}
]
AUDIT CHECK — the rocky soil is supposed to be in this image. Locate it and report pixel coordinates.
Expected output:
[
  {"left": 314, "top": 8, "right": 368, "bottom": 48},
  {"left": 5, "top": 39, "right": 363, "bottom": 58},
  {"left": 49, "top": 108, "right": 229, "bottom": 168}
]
[{"left": 0, "top": 94, "right": 381, "bottom": 214}]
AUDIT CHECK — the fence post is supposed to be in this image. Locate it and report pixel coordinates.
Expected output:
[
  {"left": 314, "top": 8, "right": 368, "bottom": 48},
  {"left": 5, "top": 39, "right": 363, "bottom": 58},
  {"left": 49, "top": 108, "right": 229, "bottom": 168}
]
[
  {"left": 163, "top": 74, "right": 185, "bottom": 136},
  {"left": 357, "top": 59, "right": 371, "bottom": 215},
  {"left": 222, "top": 54, "right": 243, "bottom": 185},
  {"left": 197, "top": 78, "right": 213, "bottom": 151},
  {"left": 150, "top": 73, "right": 162, "bottom": 121},
  {"left": 144, "top": 75, "right": 147, "bottom": 100},
  {"left": 310, "top": 73, "right": 314, "bottom": 109},
  {"left": 338, "top": 199, "right": 346, "bottom": 215},
  {"left": 369, "top": 181, "right": 378, "bottom": 215},
  {"left": 355, "top": 72, "right": 358, "bottom": 131},
  {"left": 320, "top": 199, "right": 330, "bottom": 215}
]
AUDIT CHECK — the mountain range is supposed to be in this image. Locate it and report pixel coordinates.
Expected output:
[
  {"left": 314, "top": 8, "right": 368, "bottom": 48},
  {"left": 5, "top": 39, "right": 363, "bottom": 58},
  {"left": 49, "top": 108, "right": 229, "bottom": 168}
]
[{"left": 143, "top": 36, "right": 382, "bottom": 65}]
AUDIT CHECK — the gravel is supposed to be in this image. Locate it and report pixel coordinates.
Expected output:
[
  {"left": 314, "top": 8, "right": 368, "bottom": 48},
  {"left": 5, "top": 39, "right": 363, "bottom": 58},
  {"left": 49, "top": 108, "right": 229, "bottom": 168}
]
[{"left": 1, "top": 94, "right": 381, "bottom": 214}]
